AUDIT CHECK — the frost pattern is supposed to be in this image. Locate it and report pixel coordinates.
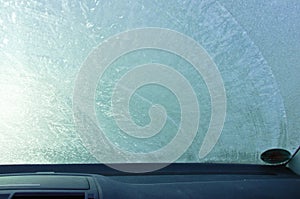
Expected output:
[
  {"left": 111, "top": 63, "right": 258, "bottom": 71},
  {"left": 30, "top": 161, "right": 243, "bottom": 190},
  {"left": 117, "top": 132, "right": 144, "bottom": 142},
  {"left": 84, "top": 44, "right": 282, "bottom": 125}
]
[{"left": 0, "top": 0, "right": 293, "bottom": 164}]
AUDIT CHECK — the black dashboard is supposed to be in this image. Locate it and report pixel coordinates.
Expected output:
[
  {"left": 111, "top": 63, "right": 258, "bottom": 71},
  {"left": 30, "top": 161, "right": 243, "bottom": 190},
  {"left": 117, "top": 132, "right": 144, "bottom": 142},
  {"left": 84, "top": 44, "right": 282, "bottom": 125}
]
[{"left": 0, "top": 163, "right": 299, "bottom": 199}]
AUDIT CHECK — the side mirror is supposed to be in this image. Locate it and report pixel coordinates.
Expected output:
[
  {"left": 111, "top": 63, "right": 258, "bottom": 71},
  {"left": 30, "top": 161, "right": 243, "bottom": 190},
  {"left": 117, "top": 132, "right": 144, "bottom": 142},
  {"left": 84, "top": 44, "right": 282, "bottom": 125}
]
[{"left": 260, "top": 148, "right": 291, "bottom": 165}]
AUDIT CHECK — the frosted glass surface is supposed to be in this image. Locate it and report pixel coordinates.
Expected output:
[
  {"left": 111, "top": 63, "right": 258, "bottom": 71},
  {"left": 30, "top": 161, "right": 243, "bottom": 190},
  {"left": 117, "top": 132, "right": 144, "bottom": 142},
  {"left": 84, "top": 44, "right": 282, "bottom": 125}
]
[{"left": 0, "top": 0, "right": 299, "bottom": 164}]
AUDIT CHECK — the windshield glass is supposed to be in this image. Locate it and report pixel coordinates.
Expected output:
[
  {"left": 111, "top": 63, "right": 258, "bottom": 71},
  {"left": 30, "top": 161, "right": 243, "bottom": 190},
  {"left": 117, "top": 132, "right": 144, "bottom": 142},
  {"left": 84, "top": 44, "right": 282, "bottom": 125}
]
[{"left": 0, "top": 0, "right": 299, "bottom": 168}]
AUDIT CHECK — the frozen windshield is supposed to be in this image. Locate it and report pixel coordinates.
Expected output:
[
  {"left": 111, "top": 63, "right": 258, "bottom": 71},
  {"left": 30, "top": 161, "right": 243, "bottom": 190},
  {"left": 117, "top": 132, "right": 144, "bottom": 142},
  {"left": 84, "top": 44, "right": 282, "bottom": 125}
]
[{"left": 0, "top": 0, "right": 299, "bottom": 168}]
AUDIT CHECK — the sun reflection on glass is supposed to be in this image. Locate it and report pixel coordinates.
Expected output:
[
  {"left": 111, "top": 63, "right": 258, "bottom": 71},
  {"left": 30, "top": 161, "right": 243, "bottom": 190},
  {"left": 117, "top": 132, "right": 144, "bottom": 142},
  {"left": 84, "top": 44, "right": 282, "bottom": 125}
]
[{"left": 0, "top": 84, "right": 27, "bottom": 122}]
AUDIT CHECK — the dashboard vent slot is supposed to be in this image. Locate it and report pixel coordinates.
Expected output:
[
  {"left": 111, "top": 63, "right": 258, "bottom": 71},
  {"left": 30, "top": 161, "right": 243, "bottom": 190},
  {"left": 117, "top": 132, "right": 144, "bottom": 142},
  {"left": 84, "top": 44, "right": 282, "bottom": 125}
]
[
  {"left": 0, "top": 194, "right": 9, "bottom": 199},
  {"left": 12, "top": 192, "right": 85, "bottom": 199}
]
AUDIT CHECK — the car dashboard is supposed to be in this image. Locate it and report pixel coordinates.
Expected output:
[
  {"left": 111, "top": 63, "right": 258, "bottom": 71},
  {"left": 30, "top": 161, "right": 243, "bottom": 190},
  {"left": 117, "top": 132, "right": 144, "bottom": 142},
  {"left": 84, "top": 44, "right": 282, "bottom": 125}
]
[{"left": 0, "top": 163, "right": 299, "bottom": 199}]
